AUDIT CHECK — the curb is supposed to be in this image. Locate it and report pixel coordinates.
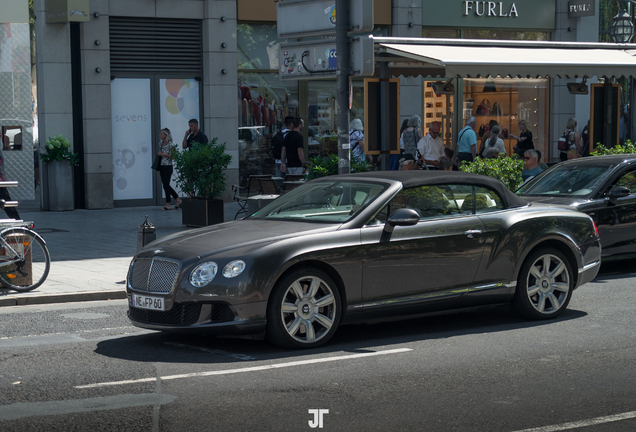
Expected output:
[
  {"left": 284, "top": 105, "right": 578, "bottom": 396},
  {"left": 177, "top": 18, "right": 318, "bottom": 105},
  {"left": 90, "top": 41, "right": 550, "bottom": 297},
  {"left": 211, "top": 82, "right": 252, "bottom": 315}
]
[{"left": 0, "top": 290, "right": 127, "bottom": 307}]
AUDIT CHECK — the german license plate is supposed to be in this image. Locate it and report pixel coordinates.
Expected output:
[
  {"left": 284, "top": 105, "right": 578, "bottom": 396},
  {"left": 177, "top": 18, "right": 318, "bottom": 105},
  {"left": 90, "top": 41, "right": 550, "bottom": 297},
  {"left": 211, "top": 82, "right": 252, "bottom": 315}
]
[{"left": 131, "top": 294, "right": 165, "bottom": 311}]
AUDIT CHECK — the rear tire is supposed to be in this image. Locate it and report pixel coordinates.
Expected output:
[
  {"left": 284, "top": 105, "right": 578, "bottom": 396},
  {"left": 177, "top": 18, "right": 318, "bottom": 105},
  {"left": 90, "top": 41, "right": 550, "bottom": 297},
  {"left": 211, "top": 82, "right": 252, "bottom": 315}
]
[
  {"left": 267, "top": 267, "right": 341, "bottom": 349},
  {"left": 512, "top": 248, "right": 573, "bottom": 320}
]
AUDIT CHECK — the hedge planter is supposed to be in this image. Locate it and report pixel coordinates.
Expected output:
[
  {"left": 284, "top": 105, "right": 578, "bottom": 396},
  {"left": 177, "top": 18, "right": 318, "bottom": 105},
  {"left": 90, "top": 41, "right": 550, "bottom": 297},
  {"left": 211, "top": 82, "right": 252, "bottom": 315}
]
[
  {"left": 46, "top": 160, "right": 74, "bottom": 211},
  {"left": 181, "top": 198, "right": 224, "bottom": 227}
]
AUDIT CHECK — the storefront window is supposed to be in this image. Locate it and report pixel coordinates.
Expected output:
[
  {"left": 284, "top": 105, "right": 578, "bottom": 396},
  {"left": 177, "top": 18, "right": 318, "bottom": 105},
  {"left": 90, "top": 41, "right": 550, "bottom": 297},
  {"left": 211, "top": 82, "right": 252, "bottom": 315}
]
[
  {"left": 461, "top": 30, "right": 549, "bottom": 40},
  {"left": 422, "top": 29, "right": 460, "bottom": 38},
  {"left": 237, "top": 72, "right": 298, "bottom": 185},
  {"left": 238, "top": 24, "right": 285, "bottom": 70},
  {"left": 423, "top": 29, "right": 549, "bottom": 41},
  {"left": 307, "top": 80, "right": 366, "bottom": 160},
  {"left": 463, "top": 78, "right": 549, "bottom": 158},
  {"left": 423, "top": 81, "right": 454, "bottom": 147}
]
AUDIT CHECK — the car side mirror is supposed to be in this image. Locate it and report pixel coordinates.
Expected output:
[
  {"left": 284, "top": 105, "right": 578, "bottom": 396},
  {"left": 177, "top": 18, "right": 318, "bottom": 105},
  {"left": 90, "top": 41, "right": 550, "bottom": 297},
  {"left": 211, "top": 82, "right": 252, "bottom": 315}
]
[
  {"left": 385, "top": 208, "right": 420, "bottom": 233},
  {"left": 607, "top": 186, "right": 630, "bottom": 204}
]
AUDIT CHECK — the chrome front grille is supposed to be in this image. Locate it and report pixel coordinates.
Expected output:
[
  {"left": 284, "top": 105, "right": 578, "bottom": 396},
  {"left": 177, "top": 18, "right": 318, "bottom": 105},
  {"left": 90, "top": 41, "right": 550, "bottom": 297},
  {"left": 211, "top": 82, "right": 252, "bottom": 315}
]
[{"left": 129, "top": 258, "right": 180, "bottom": 293}]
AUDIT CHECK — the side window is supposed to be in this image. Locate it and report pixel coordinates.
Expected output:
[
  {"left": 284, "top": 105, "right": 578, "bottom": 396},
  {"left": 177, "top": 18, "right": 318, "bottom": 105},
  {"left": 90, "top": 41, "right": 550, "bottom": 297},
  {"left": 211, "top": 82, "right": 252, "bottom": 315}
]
[
  {"left": 388, "top": 185, "right": 464, "bottom": 220},
  {"left": 472, "top": 186, "right": 504, "bottom": 214},
  {"left": 614, "top": 170, "right": 636, "bottom": 192}
]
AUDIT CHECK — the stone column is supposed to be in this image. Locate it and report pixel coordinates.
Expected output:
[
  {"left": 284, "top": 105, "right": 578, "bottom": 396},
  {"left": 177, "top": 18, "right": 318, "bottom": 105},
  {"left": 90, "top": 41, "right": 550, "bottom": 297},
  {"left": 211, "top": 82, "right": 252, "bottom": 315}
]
[
  {"left": 203, "top": 0, "right": 238, "bottom": 201},
  {"left": 392, "top": 0, "right": 423, "bottom": 128},
  {"left": 80, "top": 1, "right": 114, "bottom": 209},
  {"left": 34, "top": 0, "right": 74, "bottom": 210}
]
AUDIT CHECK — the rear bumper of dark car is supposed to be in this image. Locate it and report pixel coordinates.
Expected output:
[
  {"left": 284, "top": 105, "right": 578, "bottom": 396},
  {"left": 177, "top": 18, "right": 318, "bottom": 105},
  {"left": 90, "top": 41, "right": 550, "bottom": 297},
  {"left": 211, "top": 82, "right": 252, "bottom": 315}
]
[{"left": 577, "top": 259, "right": 601, "bottom": 287}]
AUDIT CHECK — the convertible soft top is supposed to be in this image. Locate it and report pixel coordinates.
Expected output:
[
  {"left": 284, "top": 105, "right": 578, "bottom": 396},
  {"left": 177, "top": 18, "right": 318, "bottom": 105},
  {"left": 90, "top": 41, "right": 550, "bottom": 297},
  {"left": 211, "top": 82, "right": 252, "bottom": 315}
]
[{"left": 319, "top": 170, "right": 529, "bottom": 209}]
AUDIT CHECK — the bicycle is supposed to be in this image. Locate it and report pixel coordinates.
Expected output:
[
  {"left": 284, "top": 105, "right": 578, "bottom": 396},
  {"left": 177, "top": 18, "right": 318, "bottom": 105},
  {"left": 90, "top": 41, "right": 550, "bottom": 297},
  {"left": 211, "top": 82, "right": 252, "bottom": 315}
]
[{"left": 0, "top": 214, "right": 51, "bottom": 293}]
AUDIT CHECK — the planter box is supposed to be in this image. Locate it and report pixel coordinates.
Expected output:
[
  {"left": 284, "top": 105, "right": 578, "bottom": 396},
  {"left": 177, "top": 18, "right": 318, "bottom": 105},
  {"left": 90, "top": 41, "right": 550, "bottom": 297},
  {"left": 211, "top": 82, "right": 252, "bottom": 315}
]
[
  {"left": 46, "top": 160, "right": 74, "bottom": 211},
  {"left": 181, "top": 198, "right": 224, "bottom": 227}
]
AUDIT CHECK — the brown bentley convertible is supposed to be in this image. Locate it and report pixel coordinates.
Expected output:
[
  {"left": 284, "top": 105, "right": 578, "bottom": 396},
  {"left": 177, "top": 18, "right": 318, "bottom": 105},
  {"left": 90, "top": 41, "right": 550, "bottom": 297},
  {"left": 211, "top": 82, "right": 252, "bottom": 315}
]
[{"left": 127, "top": 171, "right": 601, "bottom": 349}]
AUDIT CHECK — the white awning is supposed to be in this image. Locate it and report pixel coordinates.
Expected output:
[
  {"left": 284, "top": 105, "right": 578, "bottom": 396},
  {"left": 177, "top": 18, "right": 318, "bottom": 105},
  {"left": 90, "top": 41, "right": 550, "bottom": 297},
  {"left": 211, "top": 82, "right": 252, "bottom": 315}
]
[{"left": 375, "top": 37, "right": 636, "bottom": 79}]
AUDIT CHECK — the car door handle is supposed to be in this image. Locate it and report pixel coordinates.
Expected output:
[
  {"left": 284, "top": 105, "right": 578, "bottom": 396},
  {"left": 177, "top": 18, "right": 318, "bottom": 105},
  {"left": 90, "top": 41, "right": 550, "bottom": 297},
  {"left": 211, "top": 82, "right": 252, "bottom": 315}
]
[{"left": 464, "top": 230, "right": 482, "bottom": 238}]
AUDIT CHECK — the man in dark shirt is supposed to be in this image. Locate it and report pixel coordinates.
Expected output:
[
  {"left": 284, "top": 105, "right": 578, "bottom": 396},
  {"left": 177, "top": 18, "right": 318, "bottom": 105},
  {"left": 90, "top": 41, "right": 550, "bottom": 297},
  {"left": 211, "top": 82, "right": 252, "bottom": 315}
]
[
  {"left": 280, "top": 117, "right": 305, "bottom": 175},
  {"left": 182, "top": 119, "right": 208, "bottom": 149}
]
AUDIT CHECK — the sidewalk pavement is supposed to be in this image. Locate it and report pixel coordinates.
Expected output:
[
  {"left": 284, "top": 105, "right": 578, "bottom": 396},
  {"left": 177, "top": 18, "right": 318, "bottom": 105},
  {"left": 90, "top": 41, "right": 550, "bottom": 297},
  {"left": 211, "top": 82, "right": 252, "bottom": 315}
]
[{"left": 0, "top": 201, "right": 243, "bottom": 307}]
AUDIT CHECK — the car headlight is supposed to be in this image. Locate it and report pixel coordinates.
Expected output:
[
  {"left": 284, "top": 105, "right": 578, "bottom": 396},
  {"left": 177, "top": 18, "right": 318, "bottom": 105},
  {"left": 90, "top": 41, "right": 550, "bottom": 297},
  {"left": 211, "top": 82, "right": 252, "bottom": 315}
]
[
  {"left": 223, "top": 260, "right": 246, "bottom": 278},
  {"left": 190, "top": 261, "right": 218, "bottom": 287}
]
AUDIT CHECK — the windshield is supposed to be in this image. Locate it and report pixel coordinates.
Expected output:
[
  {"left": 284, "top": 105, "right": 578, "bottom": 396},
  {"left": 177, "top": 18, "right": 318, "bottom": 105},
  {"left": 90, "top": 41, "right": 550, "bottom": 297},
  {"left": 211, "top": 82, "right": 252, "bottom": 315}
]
[
  {"left": 517, "top": 164, "right": 615, "bottom": 197},
  {"left": 248, "top": 181, "right": 388, "bottom": 223}
]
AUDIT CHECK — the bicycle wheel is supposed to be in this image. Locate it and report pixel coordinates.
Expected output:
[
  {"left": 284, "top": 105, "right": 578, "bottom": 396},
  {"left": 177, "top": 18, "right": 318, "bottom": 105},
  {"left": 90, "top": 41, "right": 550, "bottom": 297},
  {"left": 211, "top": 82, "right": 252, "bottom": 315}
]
[{"left": 0, "top": 227, "right": 51, "bottom": 292}]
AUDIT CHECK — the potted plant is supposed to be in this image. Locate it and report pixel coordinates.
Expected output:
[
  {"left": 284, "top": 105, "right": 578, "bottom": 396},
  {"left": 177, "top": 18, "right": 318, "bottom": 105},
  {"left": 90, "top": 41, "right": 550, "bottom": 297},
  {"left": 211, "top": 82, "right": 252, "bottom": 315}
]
[
  {"left": 40, "top": 135, "right": 79, "bottom": 211},
  {"left": 172, "top": 138, "right": 232, "bottom": 227}
]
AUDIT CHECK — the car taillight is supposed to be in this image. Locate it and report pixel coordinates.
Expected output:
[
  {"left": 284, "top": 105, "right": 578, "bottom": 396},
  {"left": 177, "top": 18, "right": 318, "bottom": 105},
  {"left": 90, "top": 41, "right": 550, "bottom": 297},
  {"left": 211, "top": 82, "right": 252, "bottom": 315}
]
[{"left": 592, "top": 221, "right": 600, "bottom": 237}]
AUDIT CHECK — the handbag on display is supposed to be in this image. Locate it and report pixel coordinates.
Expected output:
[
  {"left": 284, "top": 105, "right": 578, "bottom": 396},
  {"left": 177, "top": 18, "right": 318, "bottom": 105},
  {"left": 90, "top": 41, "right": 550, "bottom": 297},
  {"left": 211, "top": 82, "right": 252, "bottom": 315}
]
[
  {"left": 491, "top": 101, "right": 502, "bottom": 116},
  {"left": 478, "top": 124, "right": 489, "bottom": 137},
  {"left": 151, "top": 155, "right": 161, "bottom": 171},
  {"left": 501, "top": 128, "right": 508, "bottom": 139},
  {"left": 476, "top": 98, "right": 491, "bottom": 115}
]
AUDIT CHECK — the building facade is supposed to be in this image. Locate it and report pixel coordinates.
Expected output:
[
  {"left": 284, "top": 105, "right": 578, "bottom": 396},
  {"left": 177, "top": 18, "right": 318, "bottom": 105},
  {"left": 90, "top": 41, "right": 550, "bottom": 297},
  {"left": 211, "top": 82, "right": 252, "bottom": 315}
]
[{"left": 26, "top": 0, "right": 613, "bottom": 210}]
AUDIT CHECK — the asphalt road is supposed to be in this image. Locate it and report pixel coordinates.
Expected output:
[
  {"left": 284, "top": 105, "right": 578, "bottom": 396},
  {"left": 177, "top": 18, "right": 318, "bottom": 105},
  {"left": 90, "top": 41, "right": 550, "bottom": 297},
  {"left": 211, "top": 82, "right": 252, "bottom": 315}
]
[{"left": 1, "top": 260, "right": 635, "bottom": 432}]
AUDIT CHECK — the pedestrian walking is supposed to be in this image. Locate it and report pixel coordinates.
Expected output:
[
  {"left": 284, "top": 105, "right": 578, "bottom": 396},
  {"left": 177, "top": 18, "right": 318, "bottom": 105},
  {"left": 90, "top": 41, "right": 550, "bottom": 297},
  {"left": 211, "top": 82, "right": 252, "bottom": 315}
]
[{"left": 157, "top": 128, "right": 181, "bottom": 210}]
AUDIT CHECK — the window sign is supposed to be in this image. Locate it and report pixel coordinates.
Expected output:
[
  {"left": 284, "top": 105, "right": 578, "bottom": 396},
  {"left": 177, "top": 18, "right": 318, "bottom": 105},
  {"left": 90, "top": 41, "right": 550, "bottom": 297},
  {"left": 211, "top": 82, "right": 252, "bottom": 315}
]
[
  {"left": 111, "top": 78, "right": 153, "bottom": 200},
  {"left": 159, "top": 78, "right": 200, "bottom": 195}
]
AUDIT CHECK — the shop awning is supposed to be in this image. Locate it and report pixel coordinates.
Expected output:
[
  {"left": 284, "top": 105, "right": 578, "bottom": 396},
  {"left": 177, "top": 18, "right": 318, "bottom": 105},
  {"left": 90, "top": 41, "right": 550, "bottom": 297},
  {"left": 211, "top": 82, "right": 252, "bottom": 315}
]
[{"left": 374, "top": 37, "right": 636, "bottom": 79}]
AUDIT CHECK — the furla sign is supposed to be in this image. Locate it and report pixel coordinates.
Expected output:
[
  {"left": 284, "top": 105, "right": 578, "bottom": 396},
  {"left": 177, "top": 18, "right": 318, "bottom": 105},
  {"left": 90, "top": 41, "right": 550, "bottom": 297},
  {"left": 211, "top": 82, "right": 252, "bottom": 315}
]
[
  {"left": 463, "top": 2, "right": 519, "bottom": 17},
  {"left": 422, "top": 0, "right": 555, "bottom": 30}
]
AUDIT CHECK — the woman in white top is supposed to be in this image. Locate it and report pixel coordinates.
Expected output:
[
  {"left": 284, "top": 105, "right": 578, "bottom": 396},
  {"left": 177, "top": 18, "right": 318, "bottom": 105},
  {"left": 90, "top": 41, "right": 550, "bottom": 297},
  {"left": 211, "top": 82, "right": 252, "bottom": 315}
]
[
  {"left": 483, "top": 125, "right": 507, "bottom": 158},
  {"left": 157, "top": 128, "right": 182, "bottom": 210}
]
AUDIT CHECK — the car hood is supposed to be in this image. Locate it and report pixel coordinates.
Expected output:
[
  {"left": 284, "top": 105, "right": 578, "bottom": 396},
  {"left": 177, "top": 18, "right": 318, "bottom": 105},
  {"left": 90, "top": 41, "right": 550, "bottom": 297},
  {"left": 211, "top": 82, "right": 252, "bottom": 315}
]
[
  {"left": 520, "top": 195, "right": 586, "bottom": 208},
  {"left": 143, "top": 219, "right": 338, "bottom": 258}
]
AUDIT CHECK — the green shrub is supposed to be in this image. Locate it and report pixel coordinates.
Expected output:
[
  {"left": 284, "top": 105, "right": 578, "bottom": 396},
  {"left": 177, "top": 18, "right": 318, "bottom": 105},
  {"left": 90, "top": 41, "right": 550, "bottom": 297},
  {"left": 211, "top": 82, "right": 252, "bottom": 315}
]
[
  {"left": 591, "top": 140, "right": 636, "bottom": 155},
  {"left": 172, "top": 138, "right": 232, "bottom": 199},
  {"left": 40, "top": 135, "right": 79, "bottom": 165},
  {"left": 460, "top": 156, "right": 524, "bottom": 191},
  {"left": 307, "top": 154, "right": 370, "bottom": 180}
]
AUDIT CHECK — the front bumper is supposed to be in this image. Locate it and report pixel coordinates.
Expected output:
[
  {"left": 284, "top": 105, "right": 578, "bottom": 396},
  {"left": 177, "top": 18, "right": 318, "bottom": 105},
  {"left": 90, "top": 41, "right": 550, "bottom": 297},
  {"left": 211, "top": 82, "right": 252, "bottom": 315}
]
[{"left": 126, "top": 295, "right": 268, "bottom": 335}]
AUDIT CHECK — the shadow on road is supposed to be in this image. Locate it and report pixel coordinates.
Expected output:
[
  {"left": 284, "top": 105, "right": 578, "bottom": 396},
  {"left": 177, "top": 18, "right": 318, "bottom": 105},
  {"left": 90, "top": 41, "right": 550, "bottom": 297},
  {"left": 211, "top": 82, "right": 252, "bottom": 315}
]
[{"left": 94, "top": 306, "right": 587, "bottom": 364}]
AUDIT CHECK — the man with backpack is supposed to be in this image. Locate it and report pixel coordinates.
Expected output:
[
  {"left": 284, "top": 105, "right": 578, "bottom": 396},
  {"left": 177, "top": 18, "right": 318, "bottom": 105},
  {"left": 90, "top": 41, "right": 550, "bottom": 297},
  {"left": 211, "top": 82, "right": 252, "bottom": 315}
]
[
  {"left": 271, "top": 116, "right": 294, "bottom": 179},
  {"left": 280, "top": 117, "right": 305, "bottom": 176}
]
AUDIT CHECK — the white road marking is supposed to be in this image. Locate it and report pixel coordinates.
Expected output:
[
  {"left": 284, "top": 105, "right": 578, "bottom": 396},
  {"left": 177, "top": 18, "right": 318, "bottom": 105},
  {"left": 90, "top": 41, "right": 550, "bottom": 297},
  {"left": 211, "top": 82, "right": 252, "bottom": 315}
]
[
  {"left": 0, "top": 394, "right": 176, "bottom": 421},
  {"left": 511, "top": 410, "right": 636, "bottom": 432},
  {"left": 164, "top": 341, "right": 256, "bottom": 360},
  {"left": 75, "top": 348, "right": 413, "bottom": 389}
]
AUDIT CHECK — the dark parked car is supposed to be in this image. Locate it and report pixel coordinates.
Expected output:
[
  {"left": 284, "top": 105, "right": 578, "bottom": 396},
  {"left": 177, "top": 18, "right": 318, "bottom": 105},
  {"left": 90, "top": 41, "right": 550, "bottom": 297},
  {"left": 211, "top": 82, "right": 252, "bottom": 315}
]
[
  {"left": 517, "top": 154, "right": 636, "bottom": 261},
  {"left": 127, "top": 171, "right": 601, "bottom": 349}
]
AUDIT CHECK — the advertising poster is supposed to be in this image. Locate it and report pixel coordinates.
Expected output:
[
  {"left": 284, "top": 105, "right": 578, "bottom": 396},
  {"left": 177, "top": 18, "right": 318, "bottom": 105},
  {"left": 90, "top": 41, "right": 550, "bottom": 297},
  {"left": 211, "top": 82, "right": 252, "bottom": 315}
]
[
  {"left": 159, "top": 78, "right": 200, "bottom": 195},
  {"left": 111, "top": 78, "right": 153, "bottom": 200}
]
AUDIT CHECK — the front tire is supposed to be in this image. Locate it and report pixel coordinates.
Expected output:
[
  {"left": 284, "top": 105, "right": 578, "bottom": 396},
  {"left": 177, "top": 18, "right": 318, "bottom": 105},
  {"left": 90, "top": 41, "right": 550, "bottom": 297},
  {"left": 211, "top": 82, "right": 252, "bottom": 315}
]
[
  {"left": 512, "top": 248, "right": 573, "bottom": 320},
  {"left": 267, "top": 268, "right": 341, "bottom": 349}
]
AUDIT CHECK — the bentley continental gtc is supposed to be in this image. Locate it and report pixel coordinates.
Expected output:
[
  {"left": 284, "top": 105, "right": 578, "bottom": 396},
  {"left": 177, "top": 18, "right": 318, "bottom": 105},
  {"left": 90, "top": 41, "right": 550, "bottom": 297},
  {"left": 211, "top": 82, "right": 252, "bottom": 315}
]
[{"left": 127, "top": 171, "right": 601, "bottom": 349}]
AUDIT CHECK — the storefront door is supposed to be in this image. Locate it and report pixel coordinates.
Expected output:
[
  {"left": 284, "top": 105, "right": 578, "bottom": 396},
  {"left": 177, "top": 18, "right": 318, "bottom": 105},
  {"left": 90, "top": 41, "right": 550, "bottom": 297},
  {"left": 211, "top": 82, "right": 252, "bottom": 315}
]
[{"left": 111, "top": 77, "right": 201, "bottom": 206}]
